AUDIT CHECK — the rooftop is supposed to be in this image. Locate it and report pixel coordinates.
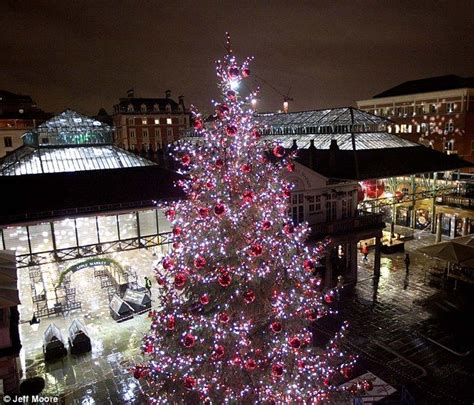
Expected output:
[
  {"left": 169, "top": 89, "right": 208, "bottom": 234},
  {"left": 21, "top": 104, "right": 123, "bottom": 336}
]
[{"left": 373, "top": 75, "right": 474, "bottom": 98}]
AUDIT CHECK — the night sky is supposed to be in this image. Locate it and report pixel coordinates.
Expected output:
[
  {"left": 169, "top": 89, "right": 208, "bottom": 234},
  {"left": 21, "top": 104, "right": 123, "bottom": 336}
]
[{"left": 1, "top": 0, "right": 473, "bottom": 116}]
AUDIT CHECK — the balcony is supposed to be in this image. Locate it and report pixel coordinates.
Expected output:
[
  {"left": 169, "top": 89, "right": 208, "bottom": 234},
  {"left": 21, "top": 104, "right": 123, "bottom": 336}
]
[
  {"left": 436, "top": 193, "right": 474, "bottom": 209},
  {"left": 310, "top": 211, "right": 384, "bottom": 239}
]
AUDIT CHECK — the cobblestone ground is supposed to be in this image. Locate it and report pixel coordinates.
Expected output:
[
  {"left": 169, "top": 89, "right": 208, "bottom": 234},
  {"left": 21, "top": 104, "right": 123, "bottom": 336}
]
[
  {"left": 19, "top": 233, "right": 474, "bottom": 404},
  {"left": 329, "top": 232, "right": 474, "bottom": 404}
]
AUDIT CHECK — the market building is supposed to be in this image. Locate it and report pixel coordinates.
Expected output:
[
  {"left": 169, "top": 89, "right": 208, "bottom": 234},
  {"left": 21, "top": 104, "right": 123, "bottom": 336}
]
[{"left": 356, "top": 75, "right": 474, "bottom": 163}]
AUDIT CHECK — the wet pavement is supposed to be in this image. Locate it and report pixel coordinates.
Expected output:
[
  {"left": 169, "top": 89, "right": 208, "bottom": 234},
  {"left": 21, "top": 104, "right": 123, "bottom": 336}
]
[{"left": 17, "top": 232, "right": 474, "bottom": 404}]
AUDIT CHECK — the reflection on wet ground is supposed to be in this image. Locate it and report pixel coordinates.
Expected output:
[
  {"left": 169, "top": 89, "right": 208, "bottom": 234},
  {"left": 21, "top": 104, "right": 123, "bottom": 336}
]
[{"left": 19, "top": 234, "right": 474, "bottom": 404}]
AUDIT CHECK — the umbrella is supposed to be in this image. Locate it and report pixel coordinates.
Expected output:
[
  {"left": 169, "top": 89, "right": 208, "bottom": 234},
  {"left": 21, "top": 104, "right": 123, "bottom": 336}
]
[
  {"left": 451, "top": 235, "right": 474, "bottom": 248},
  {"left": 0, "top": 250, "right": 20, "bottom": 307},
  {"left": 417, "top": 240, "right": 474, "bottom": 264}
]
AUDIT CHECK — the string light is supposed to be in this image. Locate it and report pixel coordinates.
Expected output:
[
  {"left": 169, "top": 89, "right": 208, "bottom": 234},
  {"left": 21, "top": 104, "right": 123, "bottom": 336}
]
[{"left": 134, "top": 33, "right": 358, "bottom": 404}]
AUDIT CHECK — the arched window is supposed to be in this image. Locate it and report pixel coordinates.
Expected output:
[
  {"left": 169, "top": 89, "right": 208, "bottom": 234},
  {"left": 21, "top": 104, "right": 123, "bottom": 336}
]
[
  {"left": 127, "top": 104, "right": 134, "bottom": 112},
  {"left": 165, "top": 104, "right": 171, "bottom": 113},
  {"left": 153, "top": 103, "right": 160, "bottom": 112},
  {"left": 140, "top": 104, "right": 147, "bottom": 113}
]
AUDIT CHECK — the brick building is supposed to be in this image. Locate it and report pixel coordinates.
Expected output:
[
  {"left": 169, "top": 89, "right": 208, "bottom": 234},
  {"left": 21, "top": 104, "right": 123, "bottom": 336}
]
[
  {"left": 357, "top": 75, "right": 474, "bottom": 164},
  {"left": 112, "top": 90, "right": 190, "bottom": 154},
  {"left": 0, "top": 90, "right": 50, "bottom": 157}
]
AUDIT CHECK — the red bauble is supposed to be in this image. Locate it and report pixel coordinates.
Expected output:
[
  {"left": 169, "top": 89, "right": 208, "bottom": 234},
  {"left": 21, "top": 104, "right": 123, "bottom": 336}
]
[
  {"left": 270, "top": 321, "right": 282, "bottom": 333},
  {"left": 174, "top": 272, "right": 187, "bottom": 289},
  {"left": 362, "top": 179, "right": 385, "bottom": 199},
  {"left": 241, "top": 163, "right": 252, "bottom": 173},
  {"left": 214, "top": 203, "right": 226, "bottom": 216},
  {"left": 133, "top": 366, "right": 143, "bottom": 379},
  {"left": 184, "top": 376, "right": 197, "bottom": 389},
  {"left": 250, "top": 244, "right": 263, "bottom": 256},
  {"left": 323, "top": 377, "right": 330, "bottom": 386},
  {"left": 198, "top": 207, "right": 209, "bottom": 218},
  {"left": 271, "top": 363, "right": 284, "bottom": 378},
  {"left": 262, "top": 220, "right": 272, "bottom": 230},
  {"left": 341, "top": 366, "right": 352, "bottom": 379},
  {"left": 363, "top": 380, "right": 374, "bottom": 392},
  {"left": 282, "top": 188, "right": 291, "bottom": 198},
  {"left": 245, "top": 358, "right": 257, "bottom": 371},
  {"left": 309, "top": 277, "right": 322, "bottom": 288},
  {"left": 395, "top": 190, "right": 404, "bottom": 201},
  {"left": 287, "top": 162, "right": 295, "bottom": 172},
  {"left": 303, "top": 259, "right": 315, "bottom": 271},
  {"left": 218, "top": 272, "right": 232, "bottom": 287},
  {"left": 228, "top": 67, "right": 240, "bottom": 78},
  {"left": 324, "top": 292, "right": 334, "bottom": 304},
  {"left": 173, "top": 226, "right": 182, "bottom": 236},
  {"left": 252, "top": 128, "right": 261, "bottom": 139},
  {"left": 172, "top": 241, "right": 181, "bottom": 250},
  {"left": 200, "top": 294, "right": 210, "bottom": 305},
  {"left": 243, "top": 290, "right": 256, "bottom": 304},
  {"left": 166, "top": 316, "right": 175, "bottom": 330},
  {"left": 273, "top": 145, "right": 285, "bottom": 158},
  {"left": 288, "top": 336, "right": 301, "bottom": 349},
  {"left": 217, "top": 104, "right": 230, "bottom": 117},
  {"left": 206, "top": 181, "right": 214, "bottom": 189},
  {"left": 243, "top": 191, "right": 254, "bottom": 203},
  {"left": 183, "top": 333, "right": 196, "bottom": 348},
  {"left": 242, "top": 68, "right": 250, "bottom": 77},
  {"left": 218, "top": 312, "right": 230, "bottom": 324},
  {"left": 215, "top": 158, "right": 224, "bottom": 168},
  {"left": 193, "top": 119, "right": 203, "bottom": 130},
  {"left": 297, "top": 360, "right": 306, "bottom": 369},
  {"left": 145, "top": 342, "right": 154, "bottom": 353},
  {"left": 226, "top": 90, "right": 236, "bottom": 100},
  {"left": 305, "top": 308, "right": 317, "bottom": 321},
  {"left": 283, "top": 223, "right": 294, "bottom": 234},
  {"left": 213, "top": 345, "right": 225, "bottom": 359},
  {"left": 194, "top": 256, "right": 206, "bottom": 269},
  {"left": 181, "top": 154, "right": 191, "bottom": 166},
  {"left": 165, "top": 208, "right": 176, "bottom": 220},
  {"left": 162, "top": 257, "right": 174, "bottom": 270},
  {"left": 226, "top": 125, "right": 237, "bottom": 136}
]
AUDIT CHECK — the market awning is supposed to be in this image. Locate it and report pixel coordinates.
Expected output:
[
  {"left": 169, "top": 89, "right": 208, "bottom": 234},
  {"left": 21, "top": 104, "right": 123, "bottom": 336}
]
[{"left": 417, "top": 237, "right": 474, "bottom": 264}]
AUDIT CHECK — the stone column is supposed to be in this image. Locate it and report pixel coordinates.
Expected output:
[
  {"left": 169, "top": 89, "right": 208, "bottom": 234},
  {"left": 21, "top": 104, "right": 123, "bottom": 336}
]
[
  {"left": 436, "top": 213, "right": 442, "bottom": 242},
  {"left": 462, "top": 217, "right": 470, "bottom": 236},
  {"left": 450, "top": 216, "right": 456, "bottom": 239},
  {"left": 374, "top": 235, "right": 381, "bottom": 278}
]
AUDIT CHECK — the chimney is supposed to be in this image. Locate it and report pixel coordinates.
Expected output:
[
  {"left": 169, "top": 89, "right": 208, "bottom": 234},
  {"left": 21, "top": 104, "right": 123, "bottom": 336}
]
[
  {"left": 127, "top": 88, "right": 134, "bottom": 98},
  {"left": 178, "top": 95, "right": 184, "bottom": 106},
  {"left": 308, "top": 139, "right": 316, "bottom": 168},
  {"left": 165, "top": 90, "right": 171, "bottom": 99},
  {"left": 291, "top": 139, "right": 298, "bottom": 151}
]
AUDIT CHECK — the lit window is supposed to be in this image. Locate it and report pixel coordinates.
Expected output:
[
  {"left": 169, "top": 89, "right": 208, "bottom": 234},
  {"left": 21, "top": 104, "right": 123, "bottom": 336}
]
[
  {"left": 142, "top": 118, "right": 147, "bottom": 125},
  {"left": 445, "top": 121, "right": 454, "bottom": 133},
  {"left": 400, "top": 124, "right": 407, "bottom": 133},
  {"left": 446, "top": 102, "right": 455, "bottom": 113},
  {"left": 154, "top": 119, "right": 160, "bottom": 125},
  {"left": 166, "top": 118, "right": 172, "bottom": 125}
]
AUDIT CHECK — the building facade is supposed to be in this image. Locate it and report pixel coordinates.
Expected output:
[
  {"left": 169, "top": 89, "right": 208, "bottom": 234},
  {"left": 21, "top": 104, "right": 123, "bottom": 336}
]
[
  {"left": 0, "top": 90, "right": 50, "bottom": 157},
  {"left": 357, "top": 75, "right": 474, "bottom": 164},
  {"left": 112, "top": 90, "right": 190, "bottom": 153}
]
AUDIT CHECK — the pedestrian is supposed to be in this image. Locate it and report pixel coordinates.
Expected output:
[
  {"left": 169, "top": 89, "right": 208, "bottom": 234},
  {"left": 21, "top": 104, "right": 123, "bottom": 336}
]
[
  {"left": 404, "top": 253, "right": 410, "bottom": 274},
  {"left": 361, "top": 243, "right": 369, "bottom": 262},
  {"left": 144, "top": 276, "right": 152, "bottom": 296}
]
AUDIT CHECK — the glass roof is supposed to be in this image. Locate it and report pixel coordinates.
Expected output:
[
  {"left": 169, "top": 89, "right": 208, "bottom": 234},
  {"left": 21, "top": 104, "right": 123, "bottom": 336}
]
[
  {"left": 0, "top": 145, "right": 153, "bottom": 176},
  {"left": 22, "top": 109, "right": 113, "bottom": 146},
  {"left": 263, "top": 132, "right": 417, "bottom": 150}
]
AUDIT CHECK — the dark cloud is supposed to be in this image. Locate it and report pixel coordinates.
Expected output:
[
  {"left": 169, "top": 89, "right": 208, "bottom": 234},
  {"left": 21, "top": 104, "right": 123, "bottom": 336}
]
[{"left": 0, "top": 0, "right": 473, "bottom": 115}]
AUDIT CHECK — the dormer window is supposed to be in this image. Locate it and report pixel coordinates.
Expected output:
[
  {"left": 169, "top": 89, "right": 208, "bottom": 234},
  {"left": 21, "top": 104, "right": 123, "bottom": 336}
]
[
  {"left": 165, "top": 104, "right": 171, "bottom": 113},
  {"left": 178, "top": 104, "right": 183, "bottom": 112},
  {"left": 127, "top": 104, "right": 134, "bottom": 112},
  {"left": 140, "top": 104, "right": 147, "bottom": 113},
  {"left": 153, "top": 103, "right": 160, "bottom": 112}
]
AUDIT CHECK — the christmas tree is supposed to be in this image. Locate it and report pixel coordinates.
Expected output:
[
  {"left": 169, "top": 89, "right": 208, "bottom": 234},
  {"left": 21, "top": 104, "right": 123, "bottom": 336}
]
[{"left": 135, "top": 34, "right": 358, "bottom": 404}]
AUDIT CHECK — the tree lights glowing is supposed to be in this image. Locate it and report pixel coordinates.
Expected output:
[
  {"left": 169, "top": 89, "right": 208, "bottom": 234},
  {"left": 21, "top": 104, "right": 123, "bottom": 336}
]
[{"left": 135, "top": 34, "right": 357, "bottom": 404}]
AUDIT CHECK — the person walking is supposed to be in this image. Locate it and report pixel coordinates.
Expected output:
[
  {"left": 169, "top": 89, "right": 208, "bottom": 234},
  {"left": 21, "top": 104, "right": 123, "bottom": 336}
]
[
  {"left": 404, "top": 253, "right": 410, "bottom": 275},
  {"left": 144, "top": 276, "right": 152, "bottom": 296},
  {"left": 361, "top": 243, "right": 369, "bottom": 262}
]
